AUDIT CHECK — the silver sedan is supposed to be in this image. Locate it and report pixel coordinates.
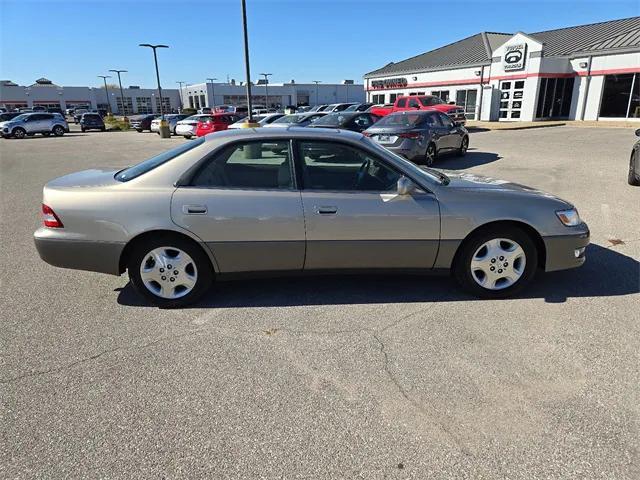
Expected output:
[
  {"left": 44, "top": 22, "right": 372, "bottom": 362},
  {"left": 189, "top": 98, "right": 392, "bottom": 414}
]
[{"left": 34, "top": 128, "right": 589, "bottom": 307}]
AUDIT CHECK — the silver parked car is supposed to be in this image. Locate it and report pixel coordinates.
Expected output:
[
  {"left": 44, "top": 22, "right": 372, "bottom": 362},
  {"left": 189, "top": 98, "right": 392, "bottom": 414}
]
[
  {"left": 263, "top": 112, "right": 327, "bottom": 128},
  {"left": 2, "top": 112, "right": 69, "bottom": 139},
  {"left": 175, "top": 114, "right": 213, "bottom": 138},
  {"left": 228, "top": 113, "right": 286, "bottom": 129},
  {"left": 364, "top": 110, "right": 468, "bottom": 165},
  {"left": 34, "top": 128, "right": 589, "bottom": 307}
]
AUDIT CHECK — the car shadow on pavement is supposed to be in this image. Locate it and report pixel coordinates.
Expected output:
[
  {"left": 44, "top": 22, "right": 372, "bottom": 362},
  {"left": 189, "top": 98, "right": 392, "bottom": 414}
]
[
  {"left": 116, "top": 244, "right": 638, "bottom": 308},
  {"left": 440, "top": 150, "right": 502, "bottom": 169}
]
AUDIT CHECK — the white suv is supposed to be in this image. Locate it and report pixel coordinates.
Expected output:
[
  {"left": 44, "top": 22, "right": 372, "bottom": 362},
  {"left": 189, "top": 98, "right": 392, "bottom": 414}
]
[{"left": 1, "top": 113, "right": 69, "bottom": 139}]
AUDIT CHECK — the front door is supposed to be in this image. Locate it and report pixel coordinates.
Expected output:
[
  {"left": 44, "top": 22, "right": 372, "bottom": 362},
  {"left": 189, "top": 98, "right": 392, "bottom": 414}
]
[
  {"left": 171, "top": 139, "right": 306, "bottom": 273},
  {"left": 295, "top": 140, "right": 440, "bottom": 270}
]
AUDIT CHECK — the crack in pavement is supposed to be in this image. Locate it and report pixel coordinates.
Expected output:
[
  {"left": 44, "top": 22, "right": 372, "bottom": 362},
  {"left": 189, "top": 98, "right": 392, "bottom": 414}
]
[{"left": 372, "top": 333, "right": 474, "bottom": 458}]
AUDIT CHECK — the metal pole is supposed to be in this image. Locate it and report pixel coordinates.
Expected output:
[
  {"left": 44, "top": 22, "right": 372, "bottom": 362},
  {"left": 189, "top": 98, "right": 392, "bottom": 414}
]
[
  {"left": 206, "top": 78, "right": 218, "bottom": 109},
  {"left": 98, "top": 75, "right": 112, "bottom": 114},
  {"left": 109, "top": 70, "right": 128, "bottom": 117},
  {"left": 139, "top": 44, "right": 169, "bottom": 136},
  {"left": 241, "top": 0, "right": 255, "bottom": 124},
  {"left": 176, "top": 81, "right": 185, "bottom": 112},
  {"left": 313, "top": 80, "right": 321, "bottom": 106},
  {"left": 260, "top": 73, "right": 272, "bottom": 109}
]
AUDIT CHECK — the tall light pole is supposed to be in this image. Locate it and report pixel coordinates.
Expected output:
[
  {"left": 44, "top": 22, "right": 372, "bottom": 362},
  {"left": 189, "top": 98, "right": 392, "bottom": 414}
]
[
  {"left": 139, "top": 43, "right": 170, "bottom": 137},
  {"left": 98, "top": 75, "right": 112, "bottom": 114},
  {"left": 176, "top": 81, "right": 185, "bottom": 112},
  {"left": 260, "top": 73, "right": 272, "bottom": 109},
  {"left": 206, "top": 77, "right": 218, "bottom": 109},
  {"left": 108, "top": 69, "right": 127, "bottom": 118},
  {"left": 240, "top": 0, "right": 257, "bottom": 126},
  {"left": 313, "top": 80, "right": 321, "bottom": 106}
]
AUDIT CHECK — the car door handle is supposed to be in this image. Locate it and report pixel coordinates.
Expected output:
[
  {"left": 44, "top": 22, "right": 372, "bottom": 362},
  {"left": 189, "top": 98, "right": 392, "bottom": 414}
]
[
  {"left": 183, "top": 205, "right": 207, "bottom": 214},
  {"left": 315, "top": 206, "right": 338, "bottom": 215}
]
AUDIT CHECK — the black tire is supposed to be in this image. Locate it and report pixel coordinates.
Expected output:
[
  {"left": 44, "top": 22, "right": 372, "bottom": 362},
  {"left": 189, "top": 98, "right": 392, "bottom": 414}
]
[
  {"left": 184, "top": 134, "right": 192, "bottom": 140},
  {"left": 12, "top": 127, "right": 26, "bottom": 139},
  {"left": 458, "top": 135, "right": 469, "bottom": 157},
  {"left": 424, "top": 142, "right": 437, "bottom": 166},
  {"left": 42, "top": 132, "right": 50, "bottom": 137},
  {"left": 127, "top": 234, "right": 214, "bottom": 308},
  {"left": 52, "top": 125, "right": 65, "bottom": 136},
  {"left": 81, "top": 127, "right": 86, "bottom": 132},
  {"left": 101, "top": 127, "right": 106, "bottom": 132},
  {"left": 453, "top": 225, "right": 538, "bottom": 299},
  {"left": 628, "top": 151, "right": 640, "bottom": 186}
]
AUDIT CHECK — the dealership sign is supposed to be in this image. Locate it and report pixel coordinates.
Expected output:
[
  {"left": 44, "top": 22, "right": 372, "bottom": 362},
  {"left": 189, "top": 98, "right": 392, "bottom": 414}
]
[
  {"left": 371, "top": 77, "right": 408, "bottom": 89},
  {"left": 503, "top": 44, "right": 527, "bottom": 71}
]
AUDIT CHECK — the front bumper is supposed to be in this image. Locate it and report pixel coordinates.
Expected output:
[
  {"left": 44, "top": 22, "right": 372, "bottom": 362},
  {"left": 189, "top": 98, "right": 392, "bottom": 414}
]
[
  {"left": 543, "top": 224, "right": 590, "bottom": 272},
  {"left": 34, "top": 229, "right": 124, "bottom": 275}
]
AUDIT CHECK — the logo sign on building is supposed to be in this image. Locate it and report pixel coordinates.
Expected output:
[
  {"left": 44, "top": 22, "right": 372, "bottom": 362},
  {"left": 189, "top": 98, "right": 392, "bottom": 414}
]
[
  {"left": 371, "top": 77, "right": 408, "bottom": 89},
  {"left": 503, "top": 44, "right": 527, "bottom": 71}
]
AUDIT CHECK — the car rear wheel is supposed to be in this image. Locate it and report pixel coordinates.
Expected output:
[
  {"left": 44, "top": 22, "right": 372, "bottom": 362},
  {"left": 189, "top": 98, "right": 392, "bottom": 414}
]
[
  {"left": 12, "top": 127, "right": 26, "bottom": 139},
  {"left": 458, "top": 136, "right": 469, "bottom": 156},
  {"left": 136, "top": 129, "right": 143, "bottom": 133},
  {"left": 424, "top": 143, "right": 437, "bottom": 166},
  {"left": 629, "top": 151, "right": 640, "bottom": 186},
  {"left": 81, "top": 127, "right": 86, "bottom": 132},
  {"left": 453, "top": 226, "right": 538, "bottom": 299},
  {"left": 128, "top": 235, "right": 213, "bottom": 308},
  {"left": 52, "top": 125, "right": 65, "bottom": 136}
]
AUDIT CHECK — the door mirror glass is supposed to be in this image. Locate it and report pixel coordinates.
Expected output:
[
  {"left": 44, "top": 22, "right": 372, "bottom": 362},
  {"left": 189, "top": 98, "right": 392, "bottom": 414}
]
[{"left": 397, "top": 176, "right": 415, "bottom": 195}]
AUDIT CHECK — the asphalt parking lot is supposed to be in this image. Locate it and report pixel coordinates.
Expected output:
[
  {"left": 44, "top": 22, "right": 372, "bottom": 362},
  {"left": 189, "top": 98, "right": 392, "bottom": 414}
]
[{"left": 1, "top": 125, "right": 639, "bottom": 479}]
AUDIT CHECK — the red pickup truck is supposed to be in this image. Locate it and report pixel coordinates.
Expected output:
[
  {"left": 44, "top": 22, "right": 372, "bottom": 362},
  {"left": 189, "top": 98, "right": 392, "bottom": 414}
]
[{"left": 370, "top": 95, "right": 466, "bottom": 125}]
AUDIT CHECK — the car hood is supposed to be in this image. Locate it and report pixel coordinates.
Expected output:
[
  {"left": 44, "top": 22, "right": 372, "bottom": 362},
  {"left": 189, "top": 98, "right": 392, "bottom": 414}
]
[
  {"left": 45, "top": 168, "right": 121, "bottom": 189},
  {"left": 435, "top": 169, "right": 572, "bottom": 204}
]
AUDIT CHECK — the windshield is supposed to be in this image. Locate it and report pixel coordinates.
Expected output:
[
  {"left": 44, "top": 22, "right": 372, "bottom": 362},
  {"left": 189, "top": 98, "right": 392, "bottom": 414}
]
[
  {"left": 115, "top": 138, "right": 205, "bottom": 182},
  {"left": 311, "top": 113, "right": 349, "bottom": 127},
  {"left": 365, "top": 138, "right": 448, "bottom": 185},
  {"left": 374, "top": 112, "right": 425, "bottom": 128},
  {"left": 420, "top": 96, "right": 444, "bottom": 106}
]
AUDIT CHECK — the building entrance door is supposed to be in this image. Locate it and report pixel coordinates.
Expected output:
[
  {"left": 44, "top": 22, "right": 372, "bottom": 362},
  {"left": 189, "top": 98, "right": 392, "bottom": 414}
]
[
  {"left": 535, "top": 77, "right": 574, "bottom": 119},
  {"left": 499, "top": 80, "right": 525, "bottom": 120}
]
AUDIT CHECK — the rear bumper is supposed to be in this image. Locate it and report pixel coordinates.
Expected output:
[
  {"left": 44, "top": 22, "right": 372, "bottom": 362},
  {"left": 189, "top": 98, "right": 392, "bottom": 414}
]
[
  {"left": 386, "top": 142, "right": 425, "bottom": 162},
  {"left": 543, "top": 225, "right": 590, "bottom": 272},
  {"left": 34, "top": 230, "right": 124, "bottom": 275}
]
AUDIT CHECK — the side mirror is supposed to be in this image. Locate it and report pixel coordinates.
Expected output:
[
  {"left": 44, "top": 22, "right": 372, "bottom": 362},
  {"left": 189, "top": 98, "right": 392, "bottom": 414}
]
[
  {"left": 397, "top": 176, "right": 416, "bottom": 195},
  {"left": 635, "top": 128, "right": 640, "bottom": 137}
]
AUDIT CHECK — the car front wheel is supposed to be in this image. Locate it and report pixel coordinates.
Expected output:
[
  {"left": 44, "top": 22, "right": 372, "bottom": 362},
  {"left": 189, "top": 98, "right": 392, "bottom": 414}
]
[
  {"left": 53, "top": 125, "right": 65, "bottom": 136},
  {"left": 458, "top": 136, "right": 469, "bottom": 156},
  {"left": 12, "top": 127, "right": 26, "bottom": 139},
  {"left": 128, "top": 236, "right": 213, "bottom": 308},
  {"left": 453, "top": 226, "right": 538, "bottom": 298},
  {"left": 424, "top": 143, "right": 437, "bottom": 166}
]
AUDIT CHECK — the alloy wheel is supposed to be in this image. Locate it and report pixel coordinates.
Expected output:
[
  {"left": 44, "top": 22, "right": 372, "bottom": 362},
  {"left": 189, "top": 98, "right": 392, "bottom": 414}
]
[
  {"left": 470, "top": 238, "right": 526, "bottom": 290},
  {"left": 461, "top": 137, "right": 468, "bottom": 155},
  {"left": 425, "top": 144, "right": 436, "bottom": 166},
  {"left": 139, "top": 246, "right": 198, "bottom": 299},
  {"left": 13, "top": 128, "right": 25, "bottom": 139}
]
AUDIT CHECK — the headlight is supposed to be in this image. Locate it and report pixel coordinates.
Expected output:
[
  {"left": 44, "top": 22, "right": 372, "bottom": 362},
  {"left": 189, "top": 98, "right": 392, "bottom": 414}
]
[{"left": 556, "top": 208, "right": 581, "bottom": 226}]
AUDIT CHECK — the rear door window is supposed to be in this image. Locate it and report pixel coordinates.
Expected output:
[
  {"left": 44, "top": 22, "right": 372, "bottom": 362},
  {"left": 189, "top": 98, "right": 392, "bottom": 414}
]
[
  {"left": 396, "top": 98, "right": 407, "bottom": 108},
  {"left": 408, "top": 98, "right": 420, "bottom": 108}
]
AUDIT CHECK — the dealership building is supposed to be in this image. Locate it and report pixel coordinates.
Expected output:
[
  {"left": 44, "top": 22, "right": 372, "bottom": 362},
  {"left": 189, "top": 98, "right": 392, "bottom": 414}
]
[
  {"left": 364, "top": 16, "right": 640, "bottom": 122},
  {"left": 180, "top": 80, "right": 364, "bottom": 110}
]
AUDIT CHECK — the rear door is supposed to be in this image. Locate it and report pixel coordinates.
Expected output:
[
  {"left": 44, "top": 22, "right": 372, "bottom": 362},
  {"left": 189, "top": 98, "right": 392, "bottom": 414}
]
[
  {"left": 171, "top": 138, "right": 306, "bottom": 273},
  {"left": 295, "top": 139, "right": 440, "bottom": 270}
]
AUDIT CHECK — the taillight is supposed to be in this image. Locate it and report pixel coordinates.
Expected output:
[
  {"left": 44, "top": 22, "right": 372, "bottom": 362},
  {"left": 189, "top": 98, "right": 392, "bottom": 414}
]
[
  {"left": 398, "top": 132, "right": 421, "bottom": 139},
  {"left": 362, "top": 132, "right": 371, "bottom": 137},
  {"left": 42, "top": 204, "right": 63, "bottom": 228}
]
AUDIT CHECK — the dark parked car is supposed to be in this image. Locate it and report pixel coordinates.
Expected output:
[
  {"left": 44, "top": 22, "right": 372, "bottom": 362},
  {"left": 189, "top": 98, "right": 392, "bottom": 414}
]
[
  {"left": 80, "top": 113, "right": 106, "bottom": 132},
  {"left": 129, "top": 114, "right": 157, "bottom": 133},
  {"left": 363, "top": 110, "right": 468, "bottom": 166},
  {"left": 345, "top": 103, "right": 374, "bottom": 112},
  {"left": 0, "top": 112, "right": 22, "bottom": 123},
  {"left": 308, "top": 112, "right": 381, "bottom": 133},
  {"left": 629, "top": 129, "right": 640, "bottom": 186}
]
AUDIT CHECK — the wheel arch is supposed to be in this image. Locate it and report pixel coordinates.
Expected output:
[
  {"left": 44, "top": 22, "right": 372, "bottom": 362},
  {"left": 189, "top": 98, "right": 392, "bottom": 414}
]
[
  {"left": 451, "top": 220, "right": 546, "bottom": 270},
  {"left": 118, "top": 229, "right": 218, "bottom": 275}
]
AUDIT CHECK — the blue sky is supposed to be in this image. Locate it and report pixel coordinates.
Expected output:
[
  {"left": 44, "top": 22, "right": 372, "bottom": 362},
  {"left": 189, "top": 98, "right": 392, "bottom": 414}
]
[{"left": 1, "top": 0, "right": 638, "bottom": 88}]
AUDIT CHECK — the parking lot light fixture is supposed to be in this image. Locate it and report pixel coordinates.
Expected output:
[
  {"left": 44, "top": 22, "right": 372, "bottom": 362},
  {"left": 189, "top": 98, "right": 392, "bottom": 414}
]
[
  {"left": 108, "top": 69, "right": 128, "bottom": 121},
  {"left": 260, "top": 73, "right": 272, "bottom": 109},
  {"left": 206, "top": 78, "right": 218, "bottom": 109},
  {"left": 98, "top": 75, "right": 112, "bottom": 115},
  {"left": 139, "top": 43, "right": 170, "bottom": 138},
  {"left": 240, "top": 0, "right": 258, "bottom": 127}
]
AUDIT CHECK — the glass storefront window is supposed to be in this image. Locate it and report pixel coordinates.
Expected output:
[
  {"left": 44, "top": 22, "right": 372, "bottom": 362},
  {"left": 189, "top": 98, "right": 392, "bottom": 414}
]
[{"left": 599, "top": 74, "right": 634, "bottom": 118}]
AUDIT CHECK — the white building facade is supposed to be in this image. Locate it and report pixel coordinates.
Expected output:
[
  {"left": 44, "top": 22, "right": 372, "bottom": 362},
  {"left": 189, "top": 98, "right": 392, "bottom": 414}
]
[
  {"left": 364, "top": 17, "right": 640, "bottom": 122},
  {"left": 181, "top": 80, "right": 365, "bottom": 110},
  {"left": 0, "top": 78, "right": 182, "bottom": 114}
]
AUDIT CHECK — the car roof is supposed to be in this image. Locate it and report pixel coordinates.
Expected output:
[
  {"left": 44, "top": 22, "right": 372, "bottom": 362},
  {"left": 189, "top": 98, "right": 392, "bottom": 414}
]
[{"left": 200, "top": 126, "right": 364, "bottom": 143}]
